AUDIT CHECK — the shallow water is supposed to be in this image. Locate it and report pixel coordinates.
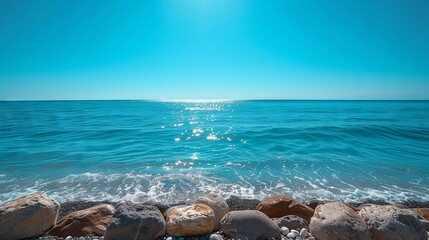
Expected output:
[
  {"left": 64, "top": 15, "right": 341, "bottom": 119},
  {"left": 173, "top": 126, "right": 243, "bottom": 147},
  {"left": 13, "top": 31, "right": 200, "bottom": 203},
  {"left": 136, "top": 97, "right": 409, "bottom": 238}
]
[{"left": 0, "top": 100, "right": 428, "bottom": 203}]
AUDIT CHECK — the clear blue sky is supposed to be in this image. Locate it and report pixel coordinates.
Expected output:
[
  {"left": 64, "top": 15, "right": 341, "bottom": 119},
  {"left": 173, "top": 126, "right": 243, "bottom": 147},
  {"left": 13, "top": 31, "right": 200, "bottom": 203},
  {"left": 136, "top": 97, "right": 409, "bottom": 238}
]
[{"left": 0, "top": 0, "right": 428, "bottom": 100}]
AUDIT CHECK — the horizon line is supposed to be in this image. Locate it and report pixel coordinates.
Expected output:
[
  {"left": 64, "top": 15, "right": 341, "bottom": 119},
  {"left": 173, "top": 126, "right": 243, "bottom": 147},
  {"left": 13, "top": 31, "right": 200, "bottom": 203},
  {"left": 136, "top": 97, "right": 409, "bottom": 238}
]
[{"left": 1, "top": 98, "right": 428, "bottom": 102}]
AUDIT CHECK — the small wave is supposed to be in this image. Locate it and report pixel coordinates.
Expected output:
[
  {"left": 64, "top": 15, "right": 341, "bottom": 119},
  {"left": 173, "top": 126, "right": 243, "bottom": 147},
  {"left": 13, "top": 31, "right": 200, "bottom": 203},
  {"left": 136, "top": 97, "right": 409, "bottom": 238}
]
[{"left": 1, "top": 172, "right": 429, "bottom": 204}]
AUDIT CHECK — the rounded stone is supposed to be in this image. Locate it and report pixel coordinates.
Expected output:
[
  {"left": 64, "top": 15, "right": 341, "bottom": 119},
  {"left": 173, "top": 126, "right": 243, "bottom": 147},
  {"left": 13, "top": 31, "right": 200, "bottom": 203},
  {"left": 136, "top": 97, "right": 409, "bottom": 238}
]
[
  {"left": 94, "top": 224, "right": 107, "bottom": 235},
  {"left": 165, "top": 204, "right": 215, "bottom": 237},
  {"left": 286, "top": 232, "right": 297, "bottom": 238},
  {"left": 359, "top": 204, "right": 426, "bottom": 240},
  {"left": 195, "top": 194, "right": 229, "bottom": 230},
  {"left": 0, "top": 193, "right": 60, "bottom": 240},
  {"left": 221, "top": 210, "right": 280, "bottom": 240},
  {"left": 300, "top": 228, "right": 309, "bottom": 238},
  {"left": 280, "top": 226, "right": 289, "bottom": 235},
  {"left": 105, "top": 202, "right": 166, "bottom": 240},
  {"left": 309, "top": 202, "right": 371, "bottom": 240},
  {"left": 209, "top": 233, "right": 224, "bottom": 240}
]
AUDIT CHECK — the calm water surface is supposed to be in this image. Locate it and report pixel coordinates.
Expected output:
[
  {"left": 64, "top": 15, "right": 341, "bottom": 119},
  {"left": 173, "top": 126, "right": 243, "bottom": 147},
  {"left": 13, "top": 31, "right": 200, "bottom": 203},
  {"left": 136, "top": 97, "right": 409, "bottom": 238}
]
[{"left": 0, "top": 100, "right": 428, "bottom": 203}]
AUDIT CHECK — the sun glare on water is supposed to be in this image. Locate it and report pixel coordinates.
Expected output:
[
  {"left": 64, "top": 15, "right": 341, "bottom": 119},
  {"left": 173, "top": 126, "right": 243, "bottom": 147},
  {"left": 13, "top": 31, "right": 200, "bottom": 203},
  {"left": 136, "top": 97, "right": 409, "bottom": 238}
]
[{"left": 161, "top": 99, "right": 233, "bottom": 103}]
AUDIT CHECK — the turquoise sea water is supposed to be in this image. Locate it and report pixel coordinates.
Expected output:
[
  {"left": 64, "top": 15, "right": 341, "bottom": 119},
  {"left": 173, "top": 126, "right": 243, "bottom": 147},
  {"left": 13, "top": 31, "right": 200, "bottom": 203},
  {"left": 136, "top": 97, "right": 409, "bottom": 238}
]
[{"left": 0, "top": 100, "right": 428, "bottom": 203}]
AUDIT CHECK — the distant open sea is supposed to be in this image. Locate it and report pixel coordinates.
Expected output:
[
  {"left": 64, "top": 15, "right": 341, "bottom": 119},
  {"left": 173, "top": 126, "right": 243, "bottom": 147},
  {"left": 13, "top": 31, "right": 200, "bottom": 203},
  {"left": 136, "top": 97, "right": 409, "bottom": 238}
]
[{"left": 0, "top": 100, "right": 428, "bottom": 204}]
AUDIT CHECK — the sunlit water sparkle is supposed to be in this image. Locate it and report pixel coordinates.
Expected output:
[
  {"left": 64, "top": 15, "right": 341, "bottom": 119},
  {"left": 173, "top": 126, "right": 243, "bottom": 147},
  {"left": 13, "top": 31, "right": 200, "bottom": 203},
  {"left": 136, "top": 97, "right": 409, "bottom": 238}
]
[{"left": 0, "top": 100, "right": 428, "bottom": 203}]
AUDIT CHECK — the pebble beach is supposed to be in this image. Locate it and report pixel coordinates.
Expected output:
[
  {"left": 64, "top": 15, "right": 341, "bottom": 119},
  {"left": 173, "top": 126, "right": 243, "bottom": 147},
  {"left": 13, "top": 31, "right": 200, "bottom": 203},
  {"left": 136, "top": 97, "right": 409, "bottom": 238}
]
[{"left": 1, "top": 193, "right": 429, "bottom": 240}]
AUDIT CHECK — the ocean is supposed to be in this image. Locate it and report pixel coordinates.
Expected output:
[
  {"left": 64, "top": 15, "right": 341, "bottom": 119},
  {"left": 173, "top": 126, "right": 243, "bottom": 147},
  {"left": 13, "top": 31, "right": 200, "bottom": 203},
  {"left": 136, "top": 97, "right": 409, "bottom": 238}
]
[{"left": 0, "top": 100, "right": 428, "bottom": 204}]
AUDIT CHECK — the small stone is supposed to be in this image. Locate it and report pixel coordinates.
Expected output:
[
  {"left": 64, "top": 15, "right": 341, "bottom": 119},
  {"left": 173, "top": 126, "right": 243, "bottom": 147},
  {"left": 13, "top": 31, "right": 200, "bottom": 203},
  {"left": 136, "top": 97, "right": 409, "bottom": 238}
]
[
  {"left": 94, "top": 224, "right": 107, "bottom": 236},
  {"left": 281, "top": 226, "right": 290, "bottom": 235},
  {"left": 65, "top": 237, "right": 72, "bottom": 240},
  {"left": 308, "top": 237, "right": 316, "bottom": 240},
  {"left": 291, "top": 229, "right": 299, "bottom": 235},
  {"left": 79, "top": 237, "right": 85, "bottom": 240},
  {"left": 286, "top": 232, "right": 297, "bottom": 239},
  {"left": 166, "top": 237, "right": 173, "bottom": 240},
  {"left": 209, "top": 233, "right": 224, "bottom": 240},
  {"left": 299, "top": 228, "right": 308, "bottom": 238},
  {"left": 295, "top": 237, "right": 303, "bottom": 240}
]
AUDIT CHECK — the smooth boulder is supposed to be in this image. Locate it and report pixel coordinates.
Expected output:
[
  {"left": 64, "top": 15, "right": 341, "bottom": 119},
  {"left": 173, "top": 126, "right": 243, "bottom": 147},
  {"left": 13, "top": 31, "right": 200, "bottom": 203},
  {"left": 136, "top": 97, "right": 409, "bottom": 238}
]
[
  {"left": 50, "top": 204, "right": 115, "bottom": 237},
  {"left": 105, "top": 201, "right": 165, "bottom": 240},
  {"left": 273, "top": 215, "right": 309, "bottom": 229},
  {"left": 309, "top": 202, "right": 371, "bottom": 240},
  {"left": 220, "top": 210, "right": 280, "bottom": 240},
  {"left": 165, "top": 204, "right": 215, "bottom": 237},
  {"left": 359, "top": 204, "right": 426, "bottom": 240},
  {"left": 195, "top": 194, "right": 229, "bottom": 230},
  {"left": 0, "top": 193, "right": 60, "bottom": 240},
  {"left": 256, "top": 195, "right": 314, "bottom": 222}
]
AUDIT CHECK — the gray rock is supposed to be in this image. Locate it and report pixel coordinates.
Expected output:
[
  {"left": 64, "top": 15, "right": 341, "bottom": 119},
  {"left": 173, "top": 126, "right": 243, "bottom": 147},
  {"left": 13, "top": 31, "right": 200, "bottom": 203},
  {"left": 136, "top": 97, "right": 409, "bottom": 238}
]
[
  {"left": 309, "top": 202, "right": 371, "bottom": 240},
  {"left": 273, "top": 215, "right": 308, "bottom": 229},
  {"left": 104, "top": 201, "right": 165, "bottom": 240},
  {"left": 195, "top": 194, "right": 229, "bottom": 230},
  {"left": 359, "top": 204, "right": 426, "bottom": 240},
  {"left": 0, "top": 193, "right": 60, "bottom": 240},
  {"left": 220, "top": 210, "right": 280, "bottom": 240}
]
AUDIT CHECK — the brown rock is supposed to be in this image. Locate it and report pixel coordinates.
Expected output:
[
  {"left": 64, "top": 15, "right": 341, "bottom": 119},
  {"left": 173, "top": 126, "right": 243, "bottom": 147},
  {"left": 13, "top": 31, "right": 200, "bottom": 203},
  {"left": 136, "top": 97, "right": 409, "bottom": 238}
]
[
  {"left": 195, "top": 194, "right": 229, "bottom": 230},
  {"left": 273, "top": 215, "right": 309, "bottom": 229},
  {"left": 49, "top": 204, "right": 115, "bottom": 237},
  {"left": 359, "top": 204, "right": 426, "bottom": 240},
  {"left": 220, "top": 210, "right": 280, "bottom": 240},
  {"left": 0, "top": 193, "right": 60, "bottom": 240},
  {"left": 105, "top": 202, "right": 166, "bottom": 240},
  {"left": 256, "top": 195, "right": 314, "bottom": 222},
  {"left": 413, "top": 208, "right": 429, "bottom": 220},
  {"left": 309, "top": 202, "right": 371, "bottom": 240},
  {"left": 165, "top": 204, "right": 215, "bottom": 237}
]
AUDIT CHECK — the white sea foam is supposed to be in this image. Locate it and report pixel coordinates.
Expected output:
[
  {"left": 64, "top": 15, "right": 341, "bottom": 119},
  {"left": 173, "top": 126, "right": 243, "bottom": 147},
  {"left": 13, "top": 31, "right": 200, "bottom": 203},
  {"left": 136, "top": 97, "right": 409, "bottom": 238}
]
[{"left": 1, "top": 171, "right": 429, "bottom": 204}]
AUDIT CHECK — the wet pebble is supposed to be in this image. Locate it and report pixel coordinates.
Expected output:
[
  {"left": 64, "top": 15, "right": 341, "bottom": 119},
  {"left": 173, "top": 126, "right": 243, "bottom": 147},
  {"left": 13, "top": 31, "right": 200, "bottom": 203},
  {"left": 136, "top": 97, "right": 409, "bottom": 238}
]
[
  {"left": 286, "top": 232, "right": 297, "bottom": 239},
  {"left": 209, "top": 233, "right": 223, "bottom": 240},
  {"left": 300, "top": 228, "right": 309, "bottom": 238},
  {"left": 280, "top": 226, "right": 290, "bottom": 235}
]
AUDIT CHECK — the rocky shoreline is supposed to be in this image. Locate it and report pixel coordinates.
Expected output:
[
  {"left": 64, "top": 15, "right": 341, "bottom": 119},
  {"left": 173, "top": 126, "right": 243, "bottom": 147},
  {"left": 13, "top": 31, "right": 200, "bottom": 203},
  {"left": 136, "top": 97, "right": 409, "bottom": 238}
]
[{"left": 1, "top": 193, "right": 429, "bottom": 240}]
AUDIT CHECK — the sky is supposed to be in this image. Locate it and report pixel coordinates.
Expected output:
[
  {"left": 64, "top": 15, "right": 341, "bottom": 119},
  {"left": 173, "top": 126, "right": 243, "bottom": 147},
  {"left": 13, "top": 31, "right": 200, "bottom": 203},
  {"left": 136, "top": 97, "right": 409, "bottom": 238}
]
[{"left": 0, "top": 0, "right": 428, "bottom": 100}]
